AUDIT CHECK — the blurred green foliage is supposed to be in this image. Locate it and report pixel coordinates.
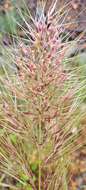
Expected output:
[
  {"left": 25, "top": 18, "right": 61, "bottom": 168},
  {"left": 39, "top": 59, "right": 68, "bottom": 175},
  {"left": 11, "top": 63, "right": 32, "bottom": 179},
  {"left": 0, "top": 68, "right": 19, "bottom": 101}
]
[
  {"left": 0, "top": 10, "right": 17, "bottom": 34},
  {"left": 0, "top": 0, "right": 26, "bottom": 37}
]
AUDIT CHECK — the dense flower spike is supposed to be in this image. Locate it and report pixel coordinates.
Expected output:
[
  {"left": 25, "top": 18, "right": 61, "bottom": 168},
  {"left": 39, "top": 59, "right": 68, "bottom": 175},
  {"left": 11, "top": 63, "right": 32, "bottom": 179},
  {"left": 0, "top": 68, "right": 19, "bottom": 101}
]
[{"left": 0, "top": 1, "right": 86, "bottom": 190}]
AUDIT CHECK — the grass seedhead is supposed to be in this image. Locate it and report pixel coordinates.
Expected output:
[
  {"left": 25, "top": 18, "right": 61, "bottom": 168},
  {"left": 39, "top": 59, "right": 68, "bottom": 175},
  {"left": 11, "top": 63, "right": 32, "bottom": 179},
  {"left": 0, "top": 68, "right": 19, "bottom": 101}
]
[{"left": 0, "top": 1, "right": 86, "bottom": 189}]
